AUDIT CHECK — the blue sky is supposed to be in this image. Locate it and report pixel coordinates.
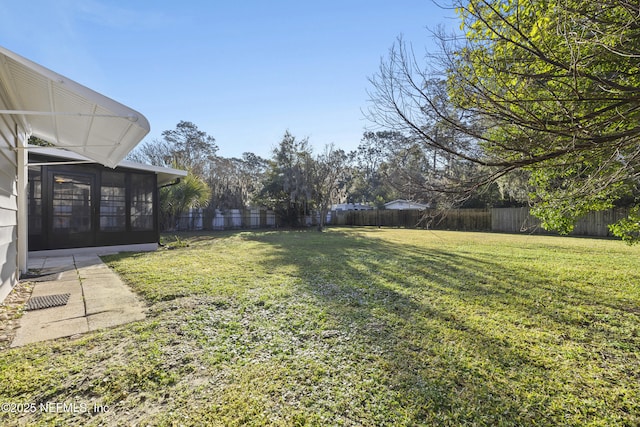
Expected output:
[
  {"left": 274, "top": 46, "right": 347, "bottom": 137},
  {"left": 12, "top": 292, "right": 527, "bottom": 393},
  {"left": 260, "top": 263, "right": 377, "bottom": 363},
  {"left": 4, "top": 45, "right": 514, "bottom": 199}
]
[{"left": 0, "top": 1, "right": 458, "bottom": 158}]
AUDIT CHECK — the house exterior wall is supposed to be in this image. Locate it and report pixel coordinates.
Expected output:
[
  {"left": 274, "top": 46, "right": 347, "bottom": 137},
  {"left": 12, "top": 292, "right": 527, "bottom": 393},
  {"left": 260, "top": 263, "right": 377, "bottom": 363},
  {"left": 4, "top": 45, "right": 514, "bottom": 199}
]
[{"left": 0, "top": 100, "right": 20, "bottom": 302}]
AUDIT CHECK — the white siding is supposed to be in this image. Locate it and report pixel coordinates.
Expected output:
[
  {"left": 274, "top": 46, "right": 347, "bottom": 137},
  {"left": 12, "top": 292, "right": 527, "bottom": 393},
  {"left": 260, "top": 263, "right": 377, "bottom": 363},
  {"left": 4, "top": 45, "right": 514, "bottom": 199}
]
[{"left": 0, "top": 101, "right": 19, "bottom": 302}]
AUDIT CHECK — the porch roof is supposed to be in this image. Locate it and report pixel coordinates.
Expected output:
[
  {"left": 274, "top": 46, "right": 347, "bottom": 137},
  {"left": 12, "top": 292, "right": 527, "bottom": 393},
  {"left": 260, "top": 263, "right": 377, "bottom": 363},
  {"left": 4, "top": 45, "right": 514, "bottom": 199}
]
[
  {"left": 28, "top": 145, "right": 187, "bottom": 186},
  {"left": 0, "top": 46, "right": 149, "bottom": 168}
]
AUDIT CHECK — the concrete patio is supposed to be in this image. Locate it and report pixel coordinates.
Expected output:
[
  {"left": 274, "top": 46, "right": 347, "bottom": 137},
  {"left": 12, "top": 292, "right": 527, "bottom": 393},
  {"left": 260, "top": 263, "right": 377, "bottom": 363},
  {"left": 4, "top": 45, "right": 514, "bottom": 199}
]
[{"left": 11, "top": 252, "right": 146, "bottom": 347}]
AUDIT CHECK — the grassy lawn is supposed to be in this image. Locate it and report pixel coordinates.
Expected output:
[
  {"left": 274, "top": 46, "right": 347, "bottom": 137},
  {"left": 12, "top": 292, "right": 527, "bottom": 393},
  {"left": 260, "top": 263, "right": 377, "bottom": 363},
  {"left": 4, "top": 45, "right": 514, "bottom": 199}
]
[{"left": 1, "top": 228, "right": 639, "bottom": 426}]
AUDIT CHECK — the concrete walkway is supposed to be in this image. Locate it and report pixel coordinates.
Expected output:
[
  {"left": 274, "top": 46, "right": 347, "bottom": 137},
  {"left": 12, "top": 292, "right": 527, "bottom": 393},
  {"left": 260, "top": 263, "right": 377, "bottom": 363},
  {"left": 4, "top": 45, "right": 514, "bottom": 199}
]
[{"left": 11, "top": 253, "right": 146, "bottom": 347}]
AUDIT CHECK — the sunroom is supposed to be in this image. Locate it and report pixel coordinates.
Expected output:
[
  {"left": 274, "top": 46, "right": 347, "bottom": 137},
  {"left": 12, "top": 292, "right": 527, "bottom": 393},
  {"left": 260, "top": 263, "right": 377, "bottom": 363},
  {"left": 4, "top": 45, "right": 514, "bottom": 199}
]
[{"left": 27, "top": 147, "right": 185, "bottom": 251}]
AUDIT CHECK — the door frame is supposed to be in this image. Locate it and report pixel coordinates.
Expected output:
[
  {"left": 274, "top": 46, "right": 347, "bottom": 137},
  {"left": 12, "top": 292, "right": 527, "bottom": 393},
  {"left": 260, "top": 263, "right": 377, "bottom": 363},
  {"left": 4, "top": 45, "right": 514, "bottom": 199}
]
[{"left": 46, "top": 169, "right": 97, "bottom": 249}]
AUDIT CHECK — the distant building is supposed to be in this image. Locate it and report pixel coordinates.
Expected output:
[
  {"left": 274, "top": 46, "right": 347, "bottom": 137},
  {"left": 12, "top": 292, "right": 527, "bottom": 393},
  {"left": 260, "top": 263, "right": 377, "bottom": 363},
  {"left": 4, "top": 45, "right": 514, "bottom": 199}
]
[
  {"left": 331, "top": 203, "right": 373, "bottom": 211},
  {"left": 384, "top": 199, "right": 429, "bottom": 210}
]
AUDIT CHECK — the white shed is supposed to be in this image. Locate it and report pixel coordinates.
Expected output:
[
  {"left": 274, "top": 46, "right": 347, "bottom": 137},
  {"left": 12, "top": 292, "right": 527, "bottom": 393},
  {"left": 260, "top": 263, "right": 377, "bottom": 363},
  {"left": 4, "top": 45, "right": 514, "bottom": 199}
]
[{"left": 0, "top": 46, "right": 150, "bottom": 301}]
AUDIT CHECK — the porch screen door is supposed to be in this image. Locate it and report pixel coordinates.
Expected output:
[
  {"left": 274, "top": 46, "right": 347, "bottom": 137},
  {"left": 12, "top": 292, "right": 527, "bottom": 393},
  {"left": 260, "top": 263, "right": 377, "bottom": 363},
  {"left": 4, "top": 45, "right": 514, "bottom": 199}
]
[{"left": 50, "top": 172, "right": 95, "bottom": 248}]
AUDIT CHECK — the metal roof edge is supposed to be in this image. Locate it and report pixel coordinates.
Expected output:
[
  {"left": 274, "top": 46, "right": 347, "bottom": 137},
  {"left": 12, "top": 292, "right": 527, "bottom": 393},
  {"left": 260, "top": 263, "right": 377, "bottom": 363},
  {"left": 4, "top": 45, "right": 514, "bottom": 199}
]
[{"left": 28, "top": 145, "right": 187, "bottom": 180}]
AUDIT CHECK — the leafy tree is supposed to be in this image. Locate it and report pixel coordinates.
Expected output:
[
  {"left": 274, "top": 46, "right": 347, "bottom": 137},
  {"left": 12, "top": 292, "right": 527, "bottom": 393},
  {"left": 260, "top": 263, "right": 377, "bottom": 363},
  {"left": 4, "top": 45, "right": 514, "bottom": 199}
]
[
  {"left": 367, "top": 0, "right": 640, "bottom": 241},
  {"left": 129, "top": 121, "right": 218, "bottom": 178},
  {"left": 349, "top": 131, "right": 404, "bottom": 206},
  {"left": 257, "top": 132, "right": 349, "bottom": 229},
  {"left": 161, "top": 120, "right": 218, "bottom": 176},
  {"left": 609, "top": 207, "right": 640, "bottom": 244},
  {"left": 206, "top": 153, "right": 268, "bottom": 209},
  {"left": 257, "top": 131, "right": 314, "bottom": 226}
]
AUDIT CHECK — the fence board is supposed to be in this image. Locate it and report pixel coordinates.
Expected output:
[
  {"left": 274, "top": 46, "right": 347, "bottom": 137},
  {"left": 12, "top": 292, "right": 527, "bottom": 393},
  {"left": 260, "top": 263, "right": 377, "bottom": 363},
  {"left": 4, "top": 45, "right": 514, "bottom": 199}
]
[
  {"left": 490, "top": 207, "right": 630, "bottom": 237},
  {"left": 330, "top": 209, "right": 491, "bottom": 231}
]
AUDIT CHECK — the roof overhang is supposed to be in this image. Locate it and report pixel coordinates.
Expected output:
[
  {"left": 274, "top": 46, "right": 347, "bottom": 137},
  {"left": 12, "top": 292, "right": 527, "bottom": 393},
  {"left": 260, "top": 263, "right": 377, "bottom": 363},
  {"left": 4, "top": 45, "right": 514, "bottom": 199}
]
[
  {"left": 29, "top": 145, "right": 187, "bottom": 186},
  {"left": 0, "top": 46, "right": 150, "bottom": 168}
]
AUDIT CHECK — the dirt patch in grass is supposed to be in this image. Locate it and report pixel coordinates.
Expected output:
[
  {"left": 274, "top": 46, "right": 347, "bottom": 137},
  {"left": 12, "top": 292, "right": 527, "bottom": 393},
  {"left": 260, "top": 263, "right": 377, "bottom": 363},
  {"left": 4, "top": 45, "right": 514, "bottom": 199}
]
[{"left": 0, "top": 281, "right": 33, "bottom": 351}]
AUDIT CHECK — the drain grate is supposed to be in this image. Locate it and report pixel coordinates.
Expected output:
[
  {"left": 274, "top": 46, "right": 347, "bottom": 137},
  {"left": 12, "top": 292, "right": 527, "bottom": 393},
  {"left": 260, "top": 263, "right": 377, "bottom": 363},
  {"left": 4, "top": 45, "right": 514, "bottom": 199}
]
[{"left": 25, "top": 294, "right": 71, "bottom": 311}]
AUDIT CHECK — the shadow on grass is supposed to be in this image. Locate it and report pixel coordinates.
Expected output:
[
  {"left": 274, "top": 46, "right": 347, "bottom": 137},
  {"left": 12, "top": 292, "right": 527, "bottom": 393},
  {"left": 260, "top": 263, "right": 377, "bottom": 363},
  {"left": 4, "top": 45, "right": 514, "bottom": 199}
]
[
  {"left": 103, "top": 229, "right": 639, "bottom": 425},
  {"left": 239, "top": 229, "right": 640, "bottom": 425}
]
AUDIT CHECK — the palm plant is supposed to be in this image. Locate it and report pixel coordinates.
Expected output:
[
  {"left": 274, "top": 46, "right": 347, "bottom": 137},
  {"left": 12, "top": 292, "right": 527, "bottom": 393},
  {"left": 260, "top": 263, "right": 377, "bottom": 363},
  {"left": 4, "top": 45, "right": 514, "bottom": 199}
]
[{"left": 160, "top": 173, "right": 211, "bottom": 231}]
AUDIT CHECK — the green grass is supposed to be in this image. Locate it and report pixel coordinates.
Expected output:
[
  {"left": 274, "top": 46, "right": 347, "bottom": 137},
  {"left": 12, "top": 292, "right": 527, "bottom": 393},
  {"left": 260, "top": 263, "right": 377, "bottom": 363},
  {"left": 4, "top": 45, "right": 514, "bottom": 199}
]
[{"left": 1, "top": 228, "right": 639, "bottom": 426}]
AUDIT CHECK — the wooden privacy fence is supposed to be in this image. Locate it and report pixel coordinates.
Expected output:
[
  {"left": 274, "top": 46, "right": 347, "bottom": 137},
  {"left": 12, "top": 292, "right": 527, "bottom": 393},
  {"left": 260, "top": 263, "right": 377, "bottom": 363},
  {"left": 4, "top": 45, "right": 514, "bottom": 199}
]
[
  {"left": 490, "top": 207, "right": 630, "bottom": 237},
  {"left": 170, "top": 206, "right": 631, "bottom": 238},
  {"left": 328, "top": 209, "right": 491, "bottom": 231},
  {"left": 329, "top": 207, "right": 631, "bottom": 237}
]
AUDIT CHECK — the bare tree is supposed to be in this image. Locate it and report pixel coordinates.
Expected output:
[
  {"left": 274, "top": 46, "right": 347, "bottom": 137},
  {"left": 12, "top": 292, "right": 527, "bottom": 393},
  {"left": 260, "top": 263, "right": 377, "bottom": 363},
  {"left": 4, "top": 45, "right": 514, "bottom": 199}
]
[
  {"left": 366, "top": 0, "right": 640, "bottom": 235},
  {"left": 309, "top": 144, "right": 349, "bottom": 231}
]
